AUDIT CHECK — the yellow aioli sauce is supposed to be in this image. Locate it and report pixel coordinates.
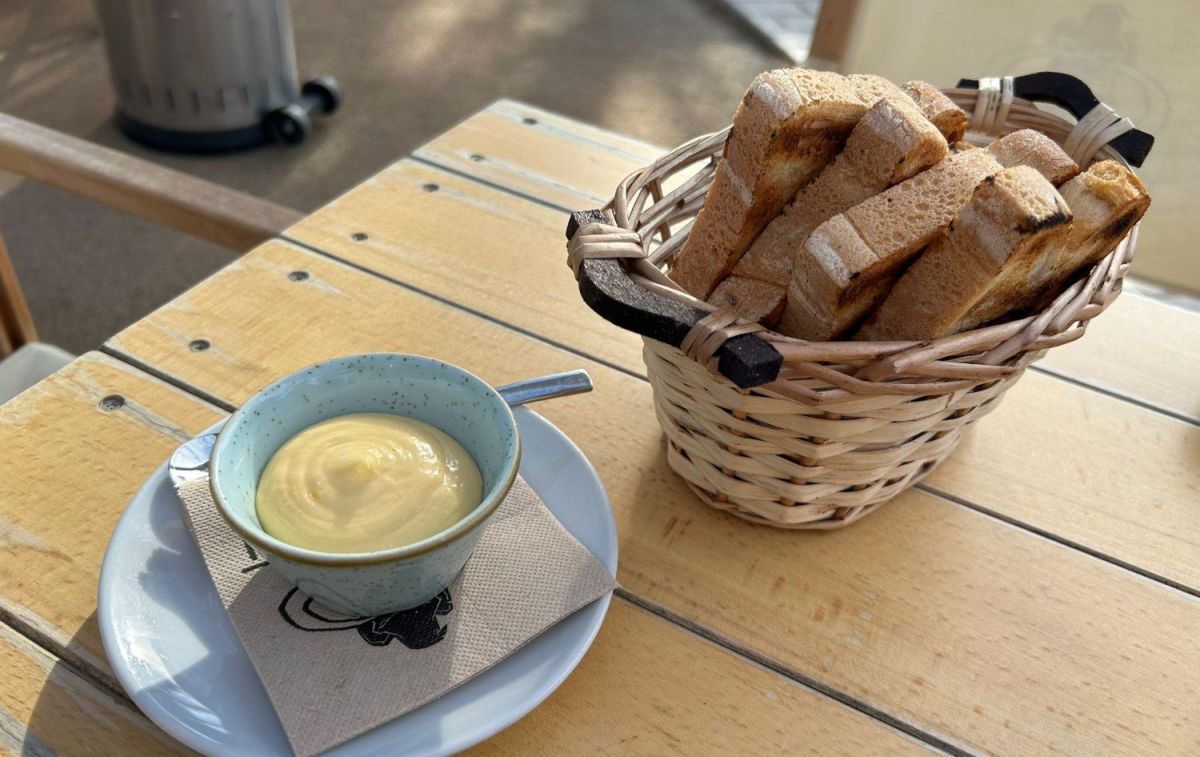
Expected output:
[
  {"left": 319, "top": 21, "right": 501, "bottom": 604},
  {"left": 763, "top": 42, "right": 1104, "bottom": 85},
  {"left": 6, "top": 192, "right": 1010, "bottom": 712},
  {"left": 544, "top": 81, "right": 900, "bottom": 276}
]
[{"left": 256, "top": 413, "right": 483, "bottom": 553}]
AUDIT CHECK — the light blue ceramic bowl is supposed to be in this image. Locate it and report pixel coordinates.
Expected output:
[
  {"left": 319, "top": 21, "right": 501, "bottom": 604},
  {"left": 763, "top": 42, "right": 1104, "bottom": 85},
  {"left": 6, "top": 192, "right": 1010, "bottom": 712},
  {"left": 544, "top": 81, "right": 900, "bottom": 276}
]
[{"left": 209, "top": 353, "right": 520, "bottom": 616}]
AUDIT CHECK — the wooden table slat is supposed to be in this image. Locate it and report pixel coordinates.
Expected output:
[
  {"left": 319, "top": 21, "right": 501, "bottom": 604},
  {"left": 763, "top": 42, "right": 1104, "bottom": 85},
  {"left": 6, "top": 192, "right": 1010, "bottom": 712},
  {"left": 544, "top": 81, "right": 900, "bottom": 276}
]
[
  {"left": 412, "top": 99, "right": 662, "bottom": 212},
  {"left": 104, "top": 241, "right": 1200, "bottom": 755},
  {"left": 0, "top": 620, "right": 188, "bottom": 755},
  {"left": 286, "top": 159, "right": 646, "bottom": 376},
  {"left": 281, "top": 158, "right": 1200, "bottom": 593},
  {"left": 466, "top": 599, "right": 929, "bottom": 756},
  {"left": 1037, "top": 293, "right": 1200, "bottom": 423},
  {"left": 0, "top": 352, "right": 224, "bottom": 686}
]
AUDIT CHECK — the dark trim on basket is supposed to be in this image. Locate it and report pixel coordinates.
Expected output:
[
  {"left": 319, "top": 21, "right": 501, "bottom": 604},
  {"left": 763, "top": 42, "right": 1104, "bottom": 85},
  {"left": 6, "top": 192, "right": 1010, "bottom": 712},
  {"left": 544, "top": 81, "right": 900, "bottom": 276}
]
[
  {"left": 955, "top": 73, "right": 1154, "bottom": 167},
  {"left": 568, "top": 210, "right": 783, "bottom": 388},
  {"left": 613, "top": 590, "right": 975, "bottom": 756}
]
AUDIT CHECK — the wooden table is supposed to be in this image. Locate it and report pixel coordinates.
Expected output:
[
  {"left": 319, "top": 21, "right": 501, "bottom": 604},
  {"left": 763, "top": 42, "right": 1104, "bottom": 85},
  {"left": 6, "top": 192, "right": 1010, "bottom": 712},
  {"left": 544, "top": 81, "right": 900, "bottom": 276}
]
[{"left": 1, "top": 100, "right": 1198, "bottom": 756}]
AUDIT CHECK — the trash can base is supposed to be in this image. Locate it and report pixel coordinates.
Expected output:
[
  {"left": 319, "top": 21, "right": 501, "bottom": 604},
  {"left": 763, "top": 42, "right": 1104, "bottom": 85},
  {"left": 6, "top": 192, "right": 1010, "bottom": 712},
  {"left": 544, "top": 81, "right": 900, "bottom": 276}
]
[{"left": 116, "top": 113, "right": 267, "bottom": 154}]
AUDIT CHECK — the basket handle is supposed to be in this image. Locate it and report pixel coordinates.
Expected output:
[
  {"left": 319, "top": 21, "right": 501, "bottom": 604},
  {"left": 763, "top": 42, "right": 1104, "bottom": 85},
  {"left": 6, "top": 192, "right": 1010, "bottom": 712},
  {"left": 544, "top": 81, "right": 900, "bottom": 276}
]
[
  {"left": 956, "top": 72, "right": 1154, "bottom": 167},
  {"left": 566, "top": 210, "right": 783, "bottom": 388}
]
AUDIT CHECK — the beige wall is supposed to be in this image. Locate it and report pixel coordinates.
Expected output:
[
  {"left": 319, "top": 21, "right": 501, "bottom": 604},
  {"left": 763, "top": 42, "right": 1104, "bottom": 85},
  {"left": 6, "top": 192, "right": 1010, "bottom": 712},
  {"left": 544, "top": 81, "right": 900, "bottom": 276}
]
[{"left": 840, "top": 0, "right": 1196, "bottom": 293}]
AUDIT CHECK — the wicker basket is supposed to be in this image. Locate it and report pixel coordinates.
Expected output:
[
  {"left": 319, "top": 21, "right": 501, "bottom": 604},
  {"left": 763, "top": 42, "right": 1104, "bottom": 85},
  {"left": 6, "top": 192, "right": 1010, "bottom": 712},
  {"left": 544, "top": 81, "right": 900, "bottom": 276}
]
[{"left": 566, "top": 75, "right": 1149, "bottom": 529}]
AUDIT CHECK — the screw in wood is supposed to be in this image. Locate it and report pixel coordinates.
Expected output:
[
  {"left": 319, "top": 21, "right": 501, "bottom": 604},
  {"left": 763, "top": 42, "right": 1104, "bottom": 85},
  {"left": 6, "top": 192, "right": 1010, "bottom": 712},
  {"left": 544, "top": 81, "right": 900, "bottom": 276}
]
[
  {"left": 98, "top": 395, "right": 125, "bottom": 411},
  {"left": 522, "top": 117, "right": 537, "bottom": 125},
  {"left": 189, "top": 339, "right": 211, "bottom": 352},
  {"left": 422, "top": 183, "right": 439, "bottom": 192},
  {"left": 288, "top": 270, "right": 310, "bottom": 282},
  {"left": 352, "top": 232, "right": 368, "bottom": 241},
  {"left": 469, "top": 153, "right": 485, "bottom": 162}
]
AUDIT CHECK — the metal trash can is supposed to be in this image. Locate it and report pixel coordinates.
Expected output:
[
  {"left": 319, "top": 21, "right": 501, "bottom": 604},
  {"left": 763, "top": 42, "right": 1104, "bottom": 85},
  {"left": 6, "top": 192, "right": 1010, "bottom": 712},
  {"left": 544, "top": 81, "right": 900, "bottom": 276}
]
[{"left": 94, "top": 0, "right": 340, "bottom": 153}]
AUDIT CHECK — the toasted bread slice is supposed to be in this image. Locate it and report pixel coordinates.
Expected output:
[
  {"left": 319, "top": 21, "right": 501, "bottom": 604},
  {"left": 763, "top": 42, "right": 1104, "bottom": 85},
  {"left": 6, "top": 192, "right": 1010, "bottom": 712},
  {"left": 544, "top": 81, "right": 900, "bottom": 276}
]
[
  {"left": 732, "top": 94, "right": 949, "bottom": 288},
  {"left": 699, "top": 84, "right": 969, "bottom": 325},
  {"left": 901, "top": 80, "right": 968, "bottom": 142},
  {"left": 670, "top": 70, "right": 900, "bottom": 299},
  {"left": 1022, "top": 160, "right": 1150, "bottom": 310},
  {"left": 778, "top": 148, "right": 1003, "bottom": 339},
  {"left": 778, "top": 130, "right": 1079, "bottom": 341},
  {"left": 780, "top": 267, "right": 897, "bottom": 342},
  {"left": 847, "top": 73, "right": 902, "bottom": 104},
  {"left": 856, "top": 166, "right": 1072, "bottom": 341},
  {"left": 987, "top": 129, "right": 1079, "bottom": 185},
  {"left": 708, "top": 276, "right": 788, "bottom": 325}
]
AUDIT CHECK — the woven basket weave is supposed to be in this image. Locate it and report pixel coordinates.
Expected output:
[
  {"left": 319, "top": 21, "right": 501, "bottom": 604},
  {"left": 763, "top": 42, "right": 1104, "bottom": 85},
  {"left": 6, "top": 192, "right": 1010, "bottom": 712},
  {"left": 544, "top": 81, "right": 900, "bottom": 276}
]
[{"left": 570, "top": 78, "right": 1142, "bottom": 529}]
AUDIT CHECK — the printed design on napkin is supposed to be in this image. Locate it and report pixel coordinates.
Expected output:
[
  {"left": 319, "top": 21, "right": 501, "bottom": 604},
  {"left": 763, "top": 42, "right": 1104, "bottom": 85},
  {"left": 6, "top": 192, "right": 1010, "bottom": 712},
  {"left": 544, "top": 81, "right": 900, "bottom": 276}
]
[
  {"left": 240, "top": 541, "right": 269, "bottom": 574},
  {"left": 278, "top": 587, "right": 453, "bottom": 649},
  {"left": 228, "top": 534, "right": 458, "bottom": 650}
]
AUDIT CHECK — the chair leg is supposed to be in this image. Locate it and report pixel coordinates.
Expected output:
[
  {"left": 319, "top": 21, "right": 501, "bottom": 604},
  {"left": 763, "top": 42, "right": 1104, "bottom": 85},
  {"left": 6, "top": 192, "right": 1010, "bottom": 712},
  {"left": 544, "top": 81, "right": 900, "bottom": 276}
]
[
  {"left": 808, "top": 0, "right": 860, "bottom": 70},
  {"left": 0, "top": 227, "right": 37, "bottom": 357}
]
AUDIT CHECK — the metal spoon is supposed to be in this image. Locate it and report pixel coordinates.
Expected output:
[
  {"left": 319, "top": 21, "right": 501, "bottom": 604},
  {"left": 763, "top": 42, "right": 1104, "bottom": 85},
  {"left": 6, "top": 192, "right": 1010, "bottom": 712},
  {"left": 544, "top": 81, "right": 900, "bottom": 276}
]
[
  {"left": 168, "top": 369, "right": 593, "bottom": 487},
  {"left": 169, "top": 433, "right": 217, "bottom": 487},
  {"left": 494, "top": 369, "right": 592, "bottom": 406}
]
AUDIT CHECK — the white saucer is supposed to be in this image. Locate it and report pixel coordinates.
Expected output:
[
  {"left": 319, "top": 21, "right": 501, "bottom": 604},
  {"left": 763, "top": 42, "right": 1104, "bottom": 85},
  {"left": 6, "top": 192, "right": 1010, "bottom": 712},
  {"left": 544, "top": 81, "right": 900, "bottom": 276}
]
[{"left": 98, "top": 406, "right": 617, "bottom": 756}]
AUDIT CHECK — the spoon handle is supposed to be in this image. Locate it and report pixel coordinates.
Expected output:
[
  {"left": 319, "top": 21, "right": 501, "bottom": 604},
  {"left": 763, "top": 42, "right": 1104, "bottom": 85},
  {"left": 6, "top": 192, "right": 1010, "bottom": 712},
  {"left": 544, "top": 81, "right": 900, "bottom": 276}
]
[
  {"left": 168, "top": 371, "right": 594, "bottom": 486},
  {"left": 496, "top": 369, "right": 593, "bottom": 407}
]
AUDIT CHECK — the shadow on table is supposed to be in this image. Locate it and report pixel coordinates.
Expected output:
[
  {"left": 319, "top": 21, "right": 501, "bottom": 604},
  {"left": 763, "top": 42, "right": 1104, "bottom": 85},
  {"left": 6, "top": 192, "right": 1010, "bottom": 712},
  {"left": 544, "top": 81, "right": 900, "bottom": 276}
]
[
  {"left": 621, "top": 426, "right": 906, "bottom": 586},
  {"left": 22, "top": 611, "right": 187, "bottom": 755},
  {"left": 24, "top": 468, "right": 285, "bottom": 755}
]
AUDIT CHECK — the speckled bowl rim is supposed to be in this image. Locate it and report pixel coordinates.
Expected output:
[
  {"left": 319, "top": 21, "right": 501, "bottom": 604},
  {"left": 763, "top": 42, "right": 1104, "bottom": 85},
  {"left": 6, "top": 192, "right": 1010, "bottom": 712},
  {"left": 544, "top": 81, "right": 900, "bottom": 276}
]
[{"left": 209, "top": 353, "right": 521, "bottom": 567}]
